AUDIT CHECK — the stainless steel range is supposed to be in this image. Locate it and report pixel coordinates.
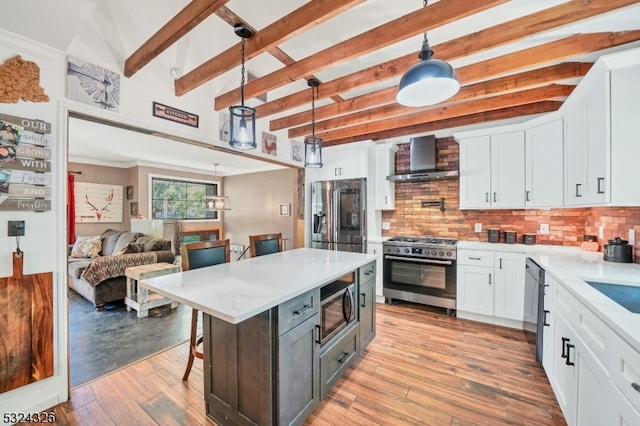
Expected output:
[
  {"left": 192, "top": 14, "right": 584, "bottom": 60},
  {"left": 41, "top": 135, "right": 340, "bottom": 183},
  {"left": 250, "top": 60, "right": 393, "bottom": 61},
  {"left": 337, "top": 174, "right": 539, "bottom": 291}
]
[{"left": 382, "top": 236, "right": 457, "bottom": 313}]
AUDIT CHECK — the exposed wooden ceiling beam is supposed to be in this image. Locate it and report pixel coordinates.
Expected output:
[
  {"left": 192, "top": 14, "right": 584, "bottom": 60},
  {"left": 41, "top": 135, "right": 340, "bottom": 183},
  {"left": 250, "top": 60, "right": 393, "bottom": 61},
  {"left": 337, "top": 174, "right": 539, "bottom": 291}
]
[
  {"left": 314, "top": 85, "right": 574, "bottom": 142},
  {"left": 214, "top": 0, "right": 508, "bottom": 110},
  {"left": 124, "top": 0, "right": 230, "bottom": 77},
  {"left": 324, "top": 102, "right": 563, "bottom": 146},
  {"left": 174, "top": 0, "right": 364, "bottom": 96},
  {"left": 256, "top": 0, "right": 640, "bottom": 118},
  {"left": 273, "top": 62, "right": 591, "bottom": 132},
  {"left": 286, "top": 30, "right": 639, "bottom": 138}
]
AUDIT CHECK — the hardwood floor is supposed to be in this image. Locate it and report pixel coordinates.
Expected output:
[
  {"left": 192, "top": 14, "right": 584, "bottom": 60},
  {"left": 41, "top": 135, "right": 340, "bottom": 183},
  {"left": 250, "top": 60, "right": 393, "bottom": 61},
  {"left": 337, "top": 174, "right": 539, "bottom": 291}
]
[{"left": 52, "top": 302, "right": 566, "bottom": 425}]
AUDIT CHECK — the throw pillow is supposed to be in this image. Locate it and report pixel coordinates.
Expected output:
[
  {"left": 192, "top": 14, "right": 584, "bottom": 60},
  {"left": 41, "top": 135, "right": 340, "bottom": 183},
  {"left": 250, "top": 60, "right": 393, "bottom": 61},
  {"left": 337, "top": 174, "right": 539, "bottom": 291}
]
[
  {"left": 112, "top": 232, "right": 143, "bottom": 255},
  {"left": 118, "top": 242, "right": 145, "bottom": 254},
  {"left": 70, "top": 236, "right": 102, "bottom": 258},
  {"left": 135, "top": 235, "right": 167, "bottom": 252},
  {"left": 100, "top": 229, "right": 124, "bottom": 256}
]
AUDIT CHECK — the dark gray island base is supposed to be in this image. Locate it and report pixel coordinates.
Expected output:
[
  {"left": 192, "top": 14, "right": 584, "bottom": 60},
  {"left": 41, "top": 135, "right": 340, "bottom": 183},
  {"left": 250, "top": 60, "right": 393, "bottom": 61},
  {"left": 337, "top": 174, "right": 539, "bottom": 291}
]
[{"left": 203, "top": 260, "right": 376, "bottom": 426}]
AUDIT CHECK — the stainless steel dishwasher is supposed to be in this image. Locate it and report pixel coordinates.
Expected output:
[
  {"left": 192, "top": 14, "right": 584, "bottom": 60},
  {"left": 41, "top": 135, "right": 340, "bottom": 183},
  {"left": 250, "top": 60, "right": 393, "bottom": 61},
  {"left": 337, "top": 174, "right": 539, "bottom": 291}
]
[{"left": 525, "top": 257, "right": 546, "bottom": 363}]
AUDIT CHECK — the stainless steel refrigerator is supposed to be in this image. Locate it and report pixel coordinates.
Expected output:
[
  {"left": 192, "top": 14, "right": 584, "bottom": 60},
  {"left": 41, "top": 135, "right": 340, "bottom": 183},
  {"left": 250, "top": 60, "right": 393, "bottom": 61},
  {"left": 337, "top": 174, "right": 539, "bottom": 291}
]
[{"left": 311, "top": 178, "right": 366, "bottom": 253}]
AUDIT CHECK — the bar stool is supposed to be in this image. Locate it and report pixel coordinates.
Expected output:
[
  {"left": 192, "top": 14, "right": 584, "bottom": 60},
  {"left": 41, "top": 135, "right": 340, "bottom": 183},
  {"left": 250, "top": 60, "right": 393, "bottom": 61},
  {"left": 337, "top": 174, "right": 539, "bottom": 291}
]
[
  {"left": 180, "top": 239, "right": 230, "bottom": 380},
  {"left": 249, "top": 233, "right": 283, "bottom": 257}
]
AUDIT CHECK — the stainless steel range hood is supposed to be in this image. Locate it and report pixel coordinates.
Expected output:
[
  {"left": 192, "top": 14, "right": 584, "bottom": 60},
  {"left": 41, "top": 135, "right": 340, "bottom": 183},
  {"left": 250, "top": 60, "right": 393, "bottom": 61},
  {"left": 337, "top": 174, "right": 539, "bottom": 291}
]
[{"left": 387, "top": 135, "right": 459, "bottom": 182}]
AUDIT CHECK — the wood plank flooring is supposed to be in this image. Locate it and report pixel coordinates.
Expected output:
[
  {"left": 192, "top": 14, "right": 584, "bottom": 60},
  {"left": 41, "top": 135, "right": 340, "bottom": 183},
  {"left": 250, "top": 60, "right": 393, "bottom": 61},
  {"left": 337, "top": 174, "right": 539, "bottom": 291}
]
[{"left": 51, "top": 302, "right": 566, "bottom": 425}]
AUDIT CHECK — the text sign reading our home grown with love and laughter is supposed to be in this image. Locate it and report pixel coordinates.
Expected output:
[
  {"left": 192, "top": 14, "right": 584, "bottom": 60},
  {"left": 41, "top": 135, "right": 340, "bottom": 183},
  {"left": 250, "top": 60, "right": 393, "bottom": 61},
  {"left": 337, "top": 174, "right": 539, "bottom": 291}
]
[{"left": 0, "top": 112, "right": 54, "bottom": 211}]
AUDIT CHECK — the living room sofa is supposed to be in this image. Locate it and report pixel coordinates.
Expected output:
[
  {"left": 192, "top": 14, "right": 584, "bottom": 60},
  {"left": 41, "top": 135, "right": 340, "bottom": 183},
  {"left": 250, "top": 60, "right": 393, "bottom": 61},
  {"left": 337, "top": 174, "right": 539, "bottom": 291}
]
[{"left": 68, "top": 229, "right": 175, "bottom": 309}]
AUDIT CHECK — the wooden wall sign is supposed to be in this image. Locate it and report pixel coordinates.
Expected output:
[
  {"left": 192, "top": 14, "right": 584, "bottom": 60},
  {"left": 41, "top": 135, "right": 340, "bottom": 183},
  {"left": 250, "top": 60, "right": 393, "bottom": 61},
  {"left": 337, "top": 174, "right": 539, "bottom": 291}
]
[
  {"left": 0, "top": 252, "right": 54, "bottom": 393},
  {"left": 153, "top": 102, "right": 199, "bottom": 128},
  {"left": 0, "top": 113, "right": 52, "bottom": 212},
  {"left": 0, "top": 55, "right": 49, "bottom": 103}
]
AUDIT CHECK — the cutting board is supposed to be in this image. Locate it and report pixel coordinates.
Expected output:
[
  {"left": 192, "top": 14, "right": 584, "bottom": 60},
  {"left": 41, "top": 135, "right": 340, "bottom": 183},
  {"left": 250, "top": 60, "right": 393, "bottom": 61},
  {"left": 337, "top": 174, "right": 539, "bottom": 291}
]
[{"left": 0, "top": 252, "right": 53, "bottom": 393}]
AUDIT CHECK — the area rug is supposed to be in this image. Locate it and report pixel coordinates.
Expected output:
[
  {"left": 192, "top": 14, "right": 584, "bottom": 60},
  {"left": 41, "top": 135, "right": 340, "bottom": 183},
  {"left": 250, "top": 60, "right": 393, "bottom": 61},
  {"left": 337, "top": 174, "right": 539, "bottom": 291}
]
[{"left": 69, "top": 290, "right": 196, "bottom": 387}]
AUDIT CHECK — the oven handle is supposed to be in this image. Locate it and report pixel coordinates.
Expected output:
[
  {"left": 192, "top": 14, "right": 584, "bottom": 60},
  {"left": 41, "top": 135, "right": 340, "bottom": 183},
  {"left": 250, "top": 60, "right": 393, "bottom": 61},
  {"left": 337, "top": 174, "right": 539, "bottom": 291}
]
[{"left": 384, "top": 255, "right": 453, "bottom": 266}]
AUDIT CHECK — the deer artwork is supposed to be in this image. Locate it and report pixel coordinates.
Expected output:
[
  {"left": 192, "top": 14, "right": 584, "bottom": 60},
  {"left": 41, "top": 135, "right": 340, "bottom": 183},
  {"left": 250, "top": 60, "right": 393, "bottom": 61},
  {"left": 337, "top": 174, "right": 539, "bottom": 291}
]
[{"left": 84, "top": 188, "right": 113, "bottom": 220}]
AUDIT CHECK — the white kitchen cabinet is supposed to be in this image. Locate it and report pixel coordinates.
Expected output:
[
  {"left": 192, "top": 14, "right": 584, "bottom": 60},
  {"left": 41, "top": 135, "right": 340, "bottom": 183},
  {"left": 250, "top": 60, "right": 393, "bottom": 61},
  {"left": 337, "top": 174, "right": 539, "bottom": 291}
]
[
  {"left": 459, "top": 135, "right": 491, "bottom": 209},
  {"left": 457, "top": 249, "right": 526, "bottom": 326},
  {"left": 459, "top": 132, "right": 525, "bottom": 209},
  {"left": 366, "top": 242, "right": 384, "bottom": 299},
  {"left": 564, "top": 71, "right": 609, "bottom": 206},
  {"left": 312, "top": 145, "right": 369, "bottom": 181},
  {"left": 374, "top": 144, "right": 397, "bottom": 210},
  {"left": 549, "top": 311, "right": 577, "bottom": 426},
  {"left": 525, "top": 119, "right": 564, "bottom": 207},
  {"left": 493, "top": 252, "right": 525, "bottom": 321}
]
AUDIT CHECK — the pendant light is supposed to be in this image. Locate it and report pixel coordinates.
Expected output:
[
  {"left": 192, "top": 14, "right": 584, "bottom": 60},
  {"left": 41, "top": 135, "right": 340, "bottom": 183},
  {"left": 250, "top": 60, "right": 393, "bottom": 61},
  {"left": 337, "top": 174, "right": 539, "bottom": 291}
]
[
  {"left": 304, "top": 78, "right": 323, "bottom": 168},
  {"left": 229, "top": 24, "right": 256, "bottom": 150},
  {"left": 205, "top": 164, "right": 231, "bottom": 211},
  {"left": 396, "top": 0, "right": 459, "bottom": 107}
]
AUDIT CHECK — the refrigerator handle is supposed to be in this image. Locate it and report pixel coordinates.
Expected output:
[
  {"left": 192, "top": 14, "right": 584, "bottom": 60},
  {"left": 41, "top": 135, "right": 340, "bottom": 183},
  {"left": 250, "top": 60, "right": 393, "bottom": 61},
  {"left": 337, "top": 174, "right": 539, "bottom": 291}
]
[{"left": 332, "top": 188, "right": 340, "bottom": 244}]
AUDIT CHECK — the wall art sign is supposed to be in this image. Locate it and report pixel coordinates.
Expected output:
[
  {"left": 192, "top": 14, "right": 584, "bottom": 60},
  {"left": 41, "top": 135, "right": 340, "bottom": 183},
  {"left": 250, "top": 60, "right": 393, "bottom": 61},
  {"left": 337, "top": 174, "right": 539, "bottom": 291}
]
[
  {"left": 291, "top": 140, "right": 303, "bottom": 162},
  {"left": 0, "top": 55, "right": 49, "bottom": 103},
  {"left": 67, "top": 56, "right": 120, "bottom": 112},
  {"left": 74, "top": 182, "right": 123, "bottom": 223},
  {"left": 262, "top": 131, "right": 277, "bottom": 156},
  {"left": 153, "top": 102, "right": 199, "bottom": 128},
  {"left": 0, "top": 113, "right": 52, "bottom": 211}
]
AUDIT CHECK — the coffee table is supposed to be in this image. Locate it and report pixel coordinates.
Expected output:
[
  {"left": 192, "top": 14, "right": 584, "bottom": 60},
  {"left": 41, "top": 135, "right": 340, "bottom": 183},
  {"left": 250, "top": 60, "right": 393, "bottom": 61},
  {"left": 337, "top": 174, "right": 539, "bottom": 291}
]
[{"left": 125, "top": 262, "right": 180, "bottom": 318}]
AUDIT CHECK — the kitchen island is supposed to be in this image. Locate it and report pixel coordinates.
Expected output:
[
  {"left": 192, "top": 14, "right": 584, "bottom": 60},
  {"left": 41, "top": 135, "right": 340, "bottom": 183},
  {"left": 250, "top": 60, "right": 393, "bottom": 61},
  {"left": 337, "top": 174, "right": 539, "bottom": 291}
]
[{"left": 141, "top": 248, "right": 377, "bottom": 426}]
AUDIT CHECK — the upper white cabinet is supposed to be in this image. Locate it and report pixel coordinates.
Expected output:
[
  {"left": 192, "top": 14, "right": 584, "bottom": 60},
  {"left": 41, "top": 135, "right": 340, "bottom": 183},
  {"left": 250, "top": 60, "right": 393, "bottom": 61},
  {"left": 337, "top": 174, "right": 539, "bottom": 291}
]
[
  {"left": 459, "top": 131, "right": 525, "bottom": 209},
  {"left": 564, "top": 72, "right": 609, "bottom": 206},
  {"left": 374, "top": 144, "right": 398, "bottom": 210},
  {"left": 525, "top": 119, "right": 564, "bottom": 207},
  {"left": 307, "top": 145, "right": 369, "bottom": 182}
]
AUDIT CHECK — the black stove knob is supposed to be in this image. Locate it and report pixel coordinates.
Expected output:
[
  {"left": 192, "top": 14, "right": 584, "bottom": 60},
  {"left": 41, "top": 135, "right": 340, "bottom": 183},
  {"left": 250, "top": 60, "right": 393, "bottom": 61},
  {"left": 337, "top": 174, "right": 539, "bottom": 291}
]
[
  {"left": 439, "top": 251, "right": 444, "bottom": 257},
  {"left": 404, "top": 248, "right": 410, "bottom": 254},
  {"left": 396, "top": 248, "right": 401, "bottom": 253}
]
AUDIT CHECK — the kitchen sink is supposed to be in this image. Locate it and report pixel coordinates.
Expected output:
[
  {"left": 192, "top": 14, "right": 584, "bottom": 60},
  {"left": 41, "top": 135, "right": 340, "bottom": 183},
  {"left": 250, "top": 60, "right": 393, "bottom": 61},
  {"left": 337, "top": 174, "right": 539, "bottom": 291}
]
[{"left": 585, "top": 281, "right": 640, "bottom": 314}]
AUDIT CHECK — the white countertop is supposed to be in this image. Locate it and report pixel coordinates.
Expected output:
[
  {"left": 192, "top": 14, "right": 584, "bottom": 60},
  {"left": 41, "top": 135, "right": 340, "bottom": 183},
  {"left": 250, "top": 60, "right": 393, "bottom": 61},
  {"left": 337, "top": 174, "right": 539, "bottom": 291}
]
[
  {"left": 140, "top": 248, "right": 376, "bottom": 324},
  {"left": 458, "top": 241, "right": 640, "bottom": 350}
]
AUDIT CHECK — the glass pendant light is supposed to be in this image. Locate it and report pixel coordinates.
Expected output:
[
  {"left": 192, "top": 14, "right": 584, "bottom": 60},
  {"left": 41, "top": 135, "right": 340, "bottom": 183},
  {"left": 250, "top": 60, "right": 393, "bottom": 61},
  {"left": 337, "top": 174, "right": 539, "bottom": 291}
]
[
  {"left": 205, "top": 164, "right": 231, "bottom": 211},
  {"left": 396, "top": 0, "right": 460, "bottom": 107},
  {"left": 229, "top": 24, "right": 256, "bottom": 150},
  {"left": 304, "top": 78, "right": 323, "bottom": 168}
]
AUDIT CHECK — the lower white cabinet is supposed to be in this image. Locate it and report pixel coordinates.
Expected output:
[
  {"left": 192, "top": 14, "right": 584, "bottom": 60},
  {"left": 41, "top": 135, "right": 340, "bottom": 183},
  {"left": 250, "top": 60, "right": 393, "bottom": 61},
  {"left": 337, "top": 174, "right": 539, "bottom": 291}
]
[
  {"left": 545, "top": 274, "right": 640, "bottom": 426},
  {"left": 457, "top": 249, "right": 525, "bottom": 326}
]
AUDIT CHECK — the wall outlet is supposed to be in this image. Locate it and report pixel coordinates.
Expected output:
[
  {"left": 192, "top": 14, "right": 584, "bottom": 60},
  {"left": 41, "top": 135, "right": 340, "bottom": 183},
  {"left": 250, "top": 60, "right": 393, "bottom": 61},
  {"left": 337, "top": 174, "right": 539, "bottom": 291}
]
[
  {"left": 474, "top": 223, "right": 482, "bottom": 232},
  {"left": 629, "top": 229, "right": 636, "bottom": 245},
  {"left": 382, "top": 221, "right": 390, "bottom": 230},
  {"left": 539, "top": 223, "right": 549, "bottom": 234},
  {"left": 230, "top": 244, "right": 244, "bottom": 253},
  {"left": 599, "top": 226, "right": 604, "bottom": 239}
]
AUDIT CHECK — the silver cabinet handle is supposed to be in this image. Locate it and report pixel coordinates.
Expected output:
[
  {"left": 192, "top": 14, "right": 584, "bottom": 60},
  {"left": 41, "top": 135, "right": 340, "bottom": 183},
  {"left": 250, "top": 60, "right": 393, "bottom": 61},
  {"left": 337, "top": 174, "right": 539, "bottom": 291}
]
[{"left": 597, "top": 177, "right": 605, "bottom": 194}]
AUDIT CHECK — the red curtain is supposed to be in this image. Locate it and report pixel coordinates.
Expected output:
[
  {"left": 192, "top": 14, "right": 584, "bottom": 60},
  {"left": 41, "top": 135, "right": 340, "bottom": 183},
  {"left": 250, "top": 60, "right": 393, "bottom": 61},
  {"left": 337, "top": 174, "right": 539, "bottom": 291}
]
[{"left": 67, "top": 172, "right": 76, "bottom": 245}]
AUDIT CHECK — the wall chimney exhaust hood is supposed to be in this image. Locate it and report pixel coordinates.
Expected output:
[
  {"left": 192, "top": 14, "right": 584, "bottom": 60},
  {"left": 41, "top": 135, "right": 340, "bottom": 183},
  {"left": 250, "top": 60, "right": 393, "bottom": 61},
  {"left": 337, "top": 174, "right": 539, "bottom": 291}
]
[{"left": 387, "top": 135, "right": 458, "bottom": 182}]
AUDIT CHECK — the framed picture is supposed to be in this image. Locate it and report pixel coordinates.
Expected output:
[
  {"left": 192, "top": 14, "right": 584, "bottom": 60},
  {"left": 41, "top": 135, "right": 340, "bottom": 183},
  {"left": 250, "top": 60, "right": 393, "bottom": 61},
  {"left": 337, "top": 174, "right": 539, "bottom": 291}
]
[
  {"left": 126, "top": 185, "right": 134, "bottom": 199},
  {"left": 279, "top": 203, "right": 290, "bottom": 216},
  {"left": 74, "top": 182, "right": 123, "bottom": 223},
  {"left": 66, "top": 56, "right": 121, "bottom": 112},
  {"left": 130, "top": 201, "right": 138, "bottom": 216}
]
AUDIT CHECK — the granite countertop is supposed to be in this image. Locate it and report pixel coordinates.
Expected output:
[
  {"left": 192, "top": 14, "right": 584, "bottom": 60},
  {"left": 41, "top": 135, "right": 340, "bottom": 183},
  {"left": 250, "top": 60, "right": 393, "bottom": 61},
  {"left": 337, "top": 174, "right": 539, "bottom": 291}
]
[
  {"left": 458, "top": 241, "right": 640, "bottom": 351},
  {"left": 140, "top": 248, "right": 376, "bottom": 324}
]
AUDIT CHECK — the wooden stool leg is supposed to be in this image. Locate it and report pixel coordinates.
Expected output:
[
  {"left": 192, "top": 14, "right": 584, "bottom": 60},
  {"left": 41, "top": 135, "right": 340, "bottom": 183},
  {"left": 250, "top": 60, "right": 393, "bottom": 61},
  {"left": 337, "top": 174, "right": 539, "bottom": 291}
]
[{"left": 182, "top": 308, "right": 199, "bottom": 381}]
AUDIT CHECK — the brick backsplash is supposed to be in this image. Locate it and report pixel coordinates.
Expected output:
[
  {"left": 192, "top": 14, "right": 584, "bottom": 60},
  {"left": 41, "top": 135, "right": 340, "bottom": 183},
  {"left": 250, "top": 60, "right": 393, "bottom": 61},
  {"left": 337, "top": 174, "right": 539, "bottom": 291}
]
[{"left": 381, "top": 137, "right": 640, "bottom": 262}]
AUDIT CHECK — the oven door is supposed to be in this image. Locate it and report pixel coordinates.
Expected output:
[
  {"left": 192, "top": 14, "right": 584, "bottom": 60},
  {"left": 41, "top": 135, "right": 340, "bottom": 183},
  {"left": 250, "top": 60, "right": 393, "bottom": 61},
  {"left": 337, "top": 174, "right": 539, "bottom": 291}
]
[
  {"left": 383, "top": 255, "right": 456, "bottom": 300},
  {"left": 320, "top": 284, "right": 355, "bottom": 345}
]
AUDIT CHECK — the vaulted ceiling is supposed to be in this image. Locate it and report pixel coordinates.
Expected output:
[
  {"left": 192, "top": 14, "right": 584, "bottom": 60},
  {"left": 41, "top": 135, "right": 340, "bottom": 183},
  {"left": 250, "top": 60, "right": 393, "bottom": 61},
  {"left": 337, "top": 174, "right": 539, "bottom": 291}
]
[
  {"left": 122, "top": 0, "right": 640, "bottom": 147},
  {"left": 3, "top": 0, "right": 640, "bottom": 173}
]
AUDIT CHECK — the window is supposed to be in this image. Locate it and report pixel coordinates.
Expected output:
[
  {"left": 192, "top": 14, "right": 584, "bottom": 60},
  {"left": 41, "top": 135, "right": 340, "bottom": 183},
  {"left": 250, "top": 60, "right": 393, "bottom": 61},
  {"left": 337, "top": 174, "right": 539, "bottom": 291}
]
[{"left": 151, "top": 177, "right": 219, "bottom": 220}]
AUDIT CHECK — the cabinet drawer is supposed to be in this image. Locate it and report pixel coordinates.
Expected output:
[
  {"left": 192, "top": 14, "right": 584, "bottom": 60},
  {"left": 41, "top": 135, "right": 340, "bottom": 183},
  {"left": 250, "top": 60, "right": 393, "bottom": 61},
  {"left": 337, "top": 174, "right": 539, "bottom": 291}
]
[
  {"left": 359, "top": 261, "right": 376, "bottom": 283},
  {"left": 609, "top": 333, "right": 640, "bottom": 414},
  {"left": 458, "top": 250, "right": 494, "bottom": 267},
  {"left": 573, "top": 302, "right": 612, "bottom": 369},
  {"left": 278, "top": 288, "right": 320, "bottom": 336},
  {"left": 320, "top": 325, "right": 359, "bottom": 397}
]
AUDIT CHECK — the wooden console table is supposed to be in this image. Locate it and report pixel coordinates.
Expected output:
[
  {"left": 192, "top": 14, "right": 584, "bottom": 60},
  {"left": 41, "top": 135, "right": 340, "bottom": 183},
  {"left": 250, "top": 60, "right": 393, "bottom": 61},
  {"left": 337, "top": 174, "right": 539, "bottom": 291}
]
[{"left": 124, "top": 263, "right": 180, "bottom": 318}]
